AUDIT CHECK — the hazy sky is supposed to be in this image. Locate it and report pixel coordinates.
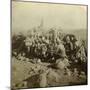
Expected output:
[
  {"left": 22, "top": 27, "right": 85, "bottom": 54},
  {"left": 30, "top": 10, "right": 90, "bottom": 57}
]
[{"left": 12, "top": 1, "right": 87, "bottom": 33}]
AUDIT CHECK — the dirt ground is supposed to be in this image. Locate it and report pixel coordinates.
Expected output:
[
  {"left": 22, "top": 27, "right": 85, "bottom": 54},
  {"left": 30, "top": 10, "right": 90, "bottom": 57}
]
[{"left": 11, "top": 56, "right": 87, "bottom": 89}]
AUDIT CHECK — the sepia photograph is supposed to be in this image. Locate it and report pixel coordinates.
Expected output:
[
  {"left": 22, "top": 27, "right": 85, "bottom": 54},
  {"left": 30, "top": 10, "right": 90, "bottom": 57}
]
[{"left": 11, "top": 0, "right": 88, "bottom": 89}]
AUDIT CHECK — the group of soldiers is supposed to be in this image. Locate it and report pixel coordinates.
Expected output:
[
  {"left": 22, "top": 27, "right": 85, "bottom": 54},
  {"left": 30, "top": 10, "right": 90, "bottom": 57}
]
[{"left": 12, "top": 29, "right": 87, "bottom": 64}]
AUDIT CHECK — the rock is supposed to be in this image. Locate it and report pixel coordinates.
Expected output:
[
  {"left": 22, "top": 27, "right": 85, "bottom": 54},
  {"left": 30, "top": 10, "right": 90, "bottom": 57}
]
[
  {"left": 65, "top": 68, "right": 71, "bottom": 76},
  {"left": 47, "top": 69, "right": 60, "bottom": 85},
  {"left": 79, "top": 71, "right": 86, "bottom": 80},
  {"left": 62, "top": 58, "right": 70, "bottom": 67},
  {"left": 39, "top": 72, "right": 47, "bottom": 87},
  {"left": 55, "top": 58, "right": 69, "bottom": 69},
  {"left": 37, "top": 59, "right": 42, "bottom": 64}
]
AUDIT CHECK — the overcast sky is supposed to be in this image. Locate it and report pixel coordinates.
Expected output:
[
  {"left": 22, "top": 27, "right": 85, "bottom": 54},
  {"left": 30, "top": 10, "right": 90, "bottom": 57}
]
[{"left": 12, "top": 1, "right": 87, "bottom": 33}]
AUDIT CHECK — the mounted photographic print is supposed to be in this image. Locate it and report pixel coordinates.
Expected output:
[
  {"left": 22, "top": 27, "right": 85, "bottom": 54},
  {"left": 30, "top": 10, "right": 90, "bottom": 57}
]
[{"left": 11, "top": 0, "right": 88, "bottom": 89}]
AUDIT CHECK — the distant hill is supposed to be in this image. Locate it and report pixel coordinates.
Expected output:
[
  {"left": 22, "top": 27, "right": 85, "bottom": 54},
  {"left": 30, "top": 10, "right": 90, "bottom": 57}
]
[
  {"left": 12, "top": 28, "right": 87, "bottom": 41},
  {"left": 63, "top": 29, "right": 87, "bottom": 40}
]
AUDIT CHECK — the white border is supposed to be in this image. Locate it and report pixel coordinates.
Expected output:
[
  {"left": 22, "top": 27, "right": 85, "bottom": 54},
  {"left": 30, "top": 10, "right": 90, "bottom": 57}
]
[{"left": 0, "top": 0, "right": 89, "bottom": 90}]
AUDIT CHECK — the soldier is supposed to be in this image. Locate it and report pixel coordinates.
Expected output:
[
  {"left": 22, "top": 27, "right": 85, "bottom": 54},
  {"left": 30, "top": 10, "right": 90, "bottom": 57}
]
[
  {"left": 24, "top": 36, "right": 32, "bottom": 58},
  {"left": 41, "top": 44, "right": 47, "bottom": 61},
  {"left": 55, "top": 39, "right": 67, "bottom": 59},
  {"left": 63, "top": 35, "right": 72, "bottom": 57}
]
